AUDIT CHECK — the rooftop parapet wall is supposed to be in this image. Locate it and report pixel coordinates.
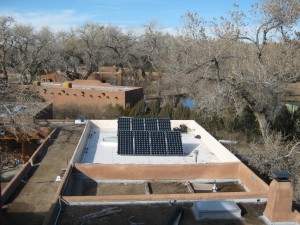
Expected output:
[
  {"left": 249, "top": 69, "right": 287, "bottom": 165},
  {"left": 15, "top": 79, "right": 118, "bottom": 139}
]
[
  {"left": 238, "top": 163, "right": 269, "bottom": 193},
  {"left": 71, "top": 121, "right": 91, "bottom": 163},
  {"left": 73, "top": 163, "right": 267, "bottom": 193},
  {"left": 64, "top": 162, "right": 268, "bottom": 202},
  {"left": 62, "top": 191, "right": 268, "bottom": 203},
  {"left": 74, "top": 163, "right": 240, "bottom": 180}
]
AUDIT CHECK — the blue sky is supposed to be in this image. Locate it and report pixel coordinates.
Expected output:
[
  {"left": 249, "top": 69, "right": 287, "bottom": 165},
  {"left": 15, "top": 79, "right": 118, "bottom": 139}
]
[{"left": 0, "top": 0, "right": 255, "bottom": 32}]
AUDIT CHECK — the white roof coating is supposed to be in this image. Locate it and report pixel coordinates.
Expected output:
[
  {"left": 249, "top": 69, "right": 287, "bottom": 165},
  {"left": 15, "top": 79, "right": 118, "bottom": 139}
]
[{"left": 76, "top": 120, "right": 240, "bottom": 164}]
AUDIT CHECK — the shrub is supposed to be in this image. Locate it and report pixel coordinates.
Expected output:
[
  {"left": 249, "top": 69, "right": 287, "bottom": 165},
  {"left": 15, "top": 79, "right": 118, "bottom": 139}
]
[
  {"left": 129, "top": 100, "right": 147, "bottom": 117},
  {"left": 172, "top": 103, "right": 190, "bottom": 120},
  {"left": 158, "top": 102, "right": 173, "bottom": 118},
  {"left": 272, "top": 105, "right": 294, "bottom": 136}
]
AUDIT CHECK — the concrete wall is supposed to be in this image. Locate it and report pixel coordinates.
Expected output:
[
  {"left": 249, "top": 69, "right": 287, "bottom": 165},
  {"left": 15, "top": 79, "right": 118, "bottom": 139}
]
[{"left": 71, "top": 121, "right": 91, "bottom": 163}]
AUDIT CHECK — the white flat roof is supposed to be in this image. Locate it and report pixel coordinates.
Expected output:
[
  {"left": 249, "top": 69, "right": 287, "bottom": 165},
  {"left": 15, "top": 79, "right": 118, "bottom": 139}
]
[{"left": 76, "top": 120, "right": 240, "bottom": 164}]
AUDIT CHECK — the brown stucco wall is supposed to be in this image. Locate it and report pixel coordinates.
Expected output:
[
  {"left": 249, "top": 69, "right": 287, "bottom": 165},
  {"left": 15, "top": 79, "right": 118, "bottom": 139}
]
[
  {"left": 74, "top": 163, "right": 240, "bottom": 180},
  {"left": 1, "top": 162, "right": 31, "bottom": 204},
  {"left": 72, "top": 80, "right": 111, "bottom": 87},
  {"left": 238, "top": 163, "right": 269, "bottom": 193},
  {"left": 28, "top": 128, "right": 56, "bottom": 164},
  {"left": 1, "top": 128, "right": 56, "bottom": 204},
  {"left": 68, "top": 163, "right": 269, "bottom": 202},
  {"left": 62, "top": 191, "right": 268, "bottom": 203},
  {"left": 42, "top": 163, "right": 73, "bottom": 225},
  {"left": 87, "top": 72, "right": 122, "bottom": 86},
  {"left": 263, "top": 180, "right": 295, "bottom": 222},
  {"left": 41, "top": 73, "right": 61, "bottom": 82},
  {"left": 34, "top": 84, "right": 143, "bottom": 109}
]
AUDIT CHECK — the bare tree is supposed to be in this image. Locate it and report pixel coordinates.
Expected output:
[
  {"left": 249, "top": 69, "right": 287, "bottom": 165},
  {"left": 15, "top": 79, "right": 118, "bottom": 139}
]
[
  {"left": 76, "top": 23, "right": 106, "bottom": 78},
  {"left": 8, "top": 24, "right": 52, "bottom": 83},
  {"left": 0, "top": 16, "right": 14, "bottom": 83},
  {"left": 53, "top": 30, "right": 83, "bottom": 73},
  {"left": 104, "top": 26, "right": 136, "bottom": 68},
  {"left": 172, "top": 0, "right": 300, "bottom": 140},
  {"left": 248, "top": 130, "right": 300, "bottom": 200}
]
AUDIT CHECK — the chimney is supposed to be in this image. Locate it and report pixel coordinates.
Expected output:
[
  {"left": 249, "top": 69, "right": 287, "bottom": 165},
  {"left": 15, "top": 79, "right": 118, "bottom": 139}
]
[{"left": 263, "top": 170, "right": 296, "bottom": 223}]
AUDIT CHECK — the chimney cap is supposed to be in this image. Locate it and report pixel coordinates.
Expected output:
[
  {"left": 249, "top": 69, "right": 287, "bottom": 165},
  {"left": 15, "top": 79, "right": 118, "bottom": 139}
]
[{"left": 272, "top": 170, "right": 292, "bottom": 181}]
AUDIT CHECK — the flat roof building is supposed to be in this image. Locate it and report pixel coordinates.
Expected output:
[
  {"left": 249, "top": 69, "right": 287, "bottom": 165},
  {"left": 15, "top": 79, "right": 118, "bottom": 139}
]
[
  {"left": 33, "top": 80, "right": 143, "bottom": 118},
  {"left": 40, "top": 119, "right": 300, "bottom": 225}
]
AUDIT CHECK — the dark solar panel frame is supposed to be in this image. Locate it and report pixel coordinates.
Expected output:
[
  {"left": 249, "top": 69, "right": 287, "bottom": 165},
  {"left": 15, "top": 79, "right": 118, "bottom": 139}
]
[
  {"left": 166, "top": 131, "right": 184, "bottom": 155},
  {"left": 132, "top": 118, "right": 145, "bottom": 131},
  {"left": 145, "top": 118, "right": 158, "bottom": 131},
  {"left": 117, "top": 130, "right": 134, "bottom": 155},
  {"left": 150, "top": 131, "right": 167, "bottom": 155},
  {"left": 158, "top": 118, "right": 171, "bottom": 131},
  {"left": 118, "top": 117, "right": 131, "bottom": 131},
  {"left": 134, "top": 131, "right": 151, "bottom": 155}
]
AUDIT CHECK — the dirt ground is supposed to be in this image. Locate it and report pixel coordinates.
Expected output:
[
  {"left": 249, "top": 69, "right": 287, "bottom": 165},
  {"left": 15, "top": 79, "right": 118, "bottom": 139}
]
[
  {"left": 1, "top": 124, "right": 84, "bottom": 225},
  {"left": 57, "top": 202, "right": 267, "bottom": 225},
  {"left": 83, "top": 182, "right": 146, "bottom": 196}
]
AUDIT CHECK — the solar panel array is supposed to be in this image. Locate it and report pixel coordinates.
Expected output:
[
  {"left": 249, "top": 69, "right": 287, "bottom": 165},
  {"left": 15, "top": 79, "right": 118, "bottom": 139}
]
[
  {"left": 118, "top": 117, "right": 171, "bottom": 131},
  {"left": 117, "top": 117, "right": 184, "bottom": 156}
]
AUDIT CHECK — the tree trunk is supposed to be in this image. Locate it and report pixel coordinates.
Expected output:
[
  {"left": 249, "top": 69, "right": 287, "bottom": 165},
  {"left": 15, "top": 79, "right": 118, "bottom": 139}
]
[
  {"left": 1, "top": 62, "right": 8, "bottom": 83},
  {"left": 254, "top": 111, "right": 268, "bottom": 141}
]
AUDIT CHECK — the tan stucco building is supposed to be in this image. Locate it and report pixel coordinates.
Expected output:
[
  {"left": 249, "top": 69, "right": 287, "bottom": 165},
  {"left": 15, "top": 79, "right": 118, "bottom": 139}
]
[{"left": 33, "top": 80, "right": 143, "bottom": 111}]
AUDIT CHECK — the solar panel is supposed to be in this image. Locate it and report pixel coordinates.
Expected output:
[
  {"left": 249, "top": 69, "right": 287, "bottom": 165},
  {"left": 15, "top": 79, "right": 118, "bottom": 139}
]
[
  {"left": 134, "top": 131, "right": 151, "bottom": 155},
  {"left": 145, "top": 118, "right": 158, "bottom": 131},
  {"left": 118, "top": 117, "right": 131, "bottom": 130},
  {"left": 166, "top": 131, "right": 184, "bottom": 155},
  {"left": 117, "top": 131, "right": 134, "bottom": 155},
  {"left": 132, "top": 118, "right": 145, "bottom": 130},
  {"left": 158, "top": 118, "right": 171, "bottom": 131},
  {"left": 151, "top": 131, "right": 167, "bottom": 155},
  {"left": 117, "top": 117, "right": 183, "bottom": 156}
]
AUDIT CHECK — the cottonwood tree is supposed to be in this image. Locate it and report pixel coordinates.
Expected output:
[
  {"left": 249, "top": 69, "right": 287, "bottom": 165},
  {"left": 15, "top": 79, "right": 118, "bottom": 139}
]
[
  {"left": 135, "top": 22, "right": 171, "bottom": 72},
  {"left": 174, "top": 0, "right": 300, "bottom": 140},
  {"left": 9, "top": 24, "right": 53, "bottom": 83},
  {"left": 53, "top": 30, "right": 83, "bottom": 73},
  {"left": 76, "top": 23, "right": 107, "bottom": 78},
  {"left": 0, "top": 16, "right": 14, "bottom": 83},
  {"left": 104, "top": 26, "right": 136, "bottom": 68}
]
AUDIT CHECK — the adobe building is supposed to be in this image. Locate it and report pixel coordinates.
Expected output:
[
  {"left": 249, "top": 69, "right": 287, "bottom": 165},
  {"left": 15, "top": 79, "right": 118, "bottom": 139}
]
[
  {"left": 33, "top": 80, "right": 143, "bottom": 117},
  {"left": 85, "top": 66, "right": 122, "bottom": 85},
  {"left": 41, "top": 118, "right": 300, "bottom": 225}
]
